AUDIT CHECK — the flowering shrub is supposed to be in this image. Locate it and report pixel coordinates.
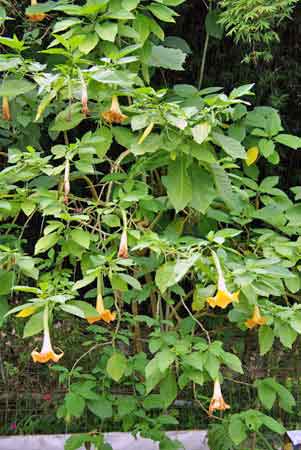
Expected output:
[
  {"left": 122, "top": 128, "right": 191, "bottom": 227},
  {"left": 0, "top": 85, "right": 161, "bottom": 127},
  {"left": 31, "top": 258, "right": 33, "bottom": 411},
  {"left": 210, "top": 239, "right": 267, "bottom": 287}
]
[{"left": 1, "top": 1, "right": 301, "bottom": 449}]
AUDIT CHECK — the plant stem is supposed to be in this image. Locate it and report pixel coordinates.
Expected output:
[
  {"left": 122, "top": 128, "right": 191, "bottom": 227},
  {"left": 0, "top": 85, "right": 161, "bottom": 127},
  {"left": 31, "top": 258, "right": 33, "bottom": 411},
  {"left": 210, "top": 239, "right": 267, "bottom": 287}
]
[
  {"left": 257, "top": 431, "right": 274, "bottom": 450},
  {"left": 198, "top": 32, "right": 209, "bottom": 89}
]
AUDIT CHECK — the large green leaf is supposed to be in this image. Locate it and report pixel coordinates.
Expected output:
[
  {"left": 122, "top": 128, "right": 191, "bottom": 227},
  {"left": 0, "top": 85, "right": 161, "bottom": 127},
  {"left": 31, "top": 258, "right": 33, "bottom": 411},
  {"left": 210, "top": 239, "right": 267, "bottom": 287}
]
[
  {"left": 212, "top": 132, "right": 246, "bottom": 159},
  {"left": 23, "top": 311, "right": 44, "bottom": 338},
  {"left": 34, "top": 232, "right": 60, "bottom": 255},
  {"left": 95, "top": 21, "right": 118, "bottom": 42},
  {"left": 147, "top": 3, "right": 177, "bottom": 22},
  {"left": 162, "top": 155, "right": 192, "bottom": 211},
  {"left": 155, "top": 255, "right": 198, "bottom": 293},
  {"left": 87, "top": 397, "right": 113, "bottom": 419},
  {"left": 0, "top": 79, "right": 35, "bottom": 98},
  {"left": 50, "top": 104, "right": 84, "bottom": 132},
  {"left": 65, "top": 392, "right": 85, "bottom": 418},
  {"left": 210, "top": 163, "right": 235, "bottom": 210},
  {"left": 149, "top": 45, "right": 186, "bottom": 70},
  {"left": 189, "top": 165, "right": 216, "bottom": 213},
  {"left": 106, "top": 352, "right": 127, "bottom": 382}
]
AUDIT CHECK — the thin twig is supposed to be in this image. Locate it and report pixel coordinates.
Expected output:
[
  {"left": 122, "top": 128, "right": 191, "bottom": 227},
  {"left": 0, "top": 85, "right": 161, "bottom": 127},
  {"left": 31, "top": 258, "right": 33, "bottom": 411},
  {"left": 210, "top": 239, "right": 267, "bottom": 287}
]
[{"left": 180, "top": 296, "right": 211, "bottom": 344}]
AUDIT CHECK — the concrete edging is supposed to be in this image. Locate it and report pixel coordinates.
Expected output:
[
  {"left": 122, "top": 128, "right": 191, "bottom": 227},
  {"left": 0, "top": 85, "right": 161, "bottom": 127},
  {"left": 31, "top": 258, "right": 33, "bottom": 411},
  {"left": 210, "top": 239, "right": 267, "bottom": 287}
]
[{"left": 0, "top": 431, "right": 209, "bottom": 450}]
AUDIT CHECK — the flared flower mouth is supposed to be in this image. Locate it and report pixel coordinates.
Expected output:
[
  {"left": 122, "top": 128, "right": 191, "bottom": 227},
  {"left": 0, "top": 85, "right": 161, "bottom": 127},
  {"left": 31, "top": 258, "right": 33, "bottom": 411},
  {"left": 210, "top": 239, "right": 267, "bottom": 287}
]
[
  {"left": 206, "top": 251, "right": 239, "bottom": 309},
  {"left": 87, "top": 309, "right": 116, "bottom": 324},
  {"left": 207, "top": 289, "right": 239, "bottom": 309},
  {"left": 245, "top": 305, "right": 267, "bottom": 329},
  {"left": 87, "top": 290, "right": 116, "bottom": 324},
  {"left": 26, "top": 13, "right": 47, "bottom": 22},
  {"left": 31, "top": 306, "right": 64, "bottom": 364},
  {"left": 2, "top": 96, "right": 11, "bottom": 121},
  {"left": 102, "top": 96, "right": 127, "bottom": 124},
  {"left": 209, "top": 379, "right": 230, "bottom": 416},
  {"left": 118, "top": 229, "right": 128, "bottom": 258}
]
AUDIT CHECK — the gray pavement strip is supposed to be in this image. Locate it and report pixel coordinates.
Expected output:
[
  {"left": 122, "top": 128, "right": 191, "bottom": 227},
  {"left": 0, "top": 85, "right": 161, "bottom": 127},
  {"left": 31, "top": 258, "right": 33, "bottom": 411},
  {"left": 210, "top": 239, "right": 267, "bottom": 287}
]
[{"left": 0, "top": 431, "right": 209, "bottom": 450}]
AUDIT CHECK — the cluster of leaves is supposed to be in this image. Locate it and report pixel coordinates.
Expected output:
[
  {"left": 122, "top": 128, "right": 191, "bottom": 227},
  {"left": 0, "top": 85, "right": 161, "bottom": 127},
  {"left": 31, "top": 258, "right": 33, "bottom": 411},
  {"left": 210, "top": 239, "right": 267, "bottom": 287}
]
[
  {"left": 1, "top": 1, "right": 301, "bottom": 449},
  {"left": 218, "top": 0, "right": 298, "bottom": 61}
]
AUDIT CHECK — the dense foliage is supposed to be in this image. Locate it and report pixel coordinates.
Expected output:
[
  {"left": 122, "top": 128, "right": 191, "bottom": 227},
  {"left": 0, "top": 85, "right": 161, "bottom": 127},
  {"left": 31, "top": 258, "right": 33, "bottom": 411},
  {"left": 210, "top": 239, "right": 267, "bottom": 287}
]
[{"left": 1, "top": 1, "right": 301, "bottom": 449}]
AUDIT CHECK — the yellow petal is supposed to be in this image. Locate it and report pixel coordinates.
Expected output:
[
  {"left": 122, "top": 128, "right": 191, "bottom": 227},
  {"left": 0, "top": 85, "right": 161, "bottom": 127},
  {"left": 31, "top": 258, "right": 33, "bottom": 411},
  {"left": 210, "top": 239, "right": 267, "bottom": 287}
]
[
  {"left": 246, "top": 146, "right": 259, "bottom": 166},
  {"left": 31, "top": 349, "right": 64, "bottom": 363},
  {"left": 16, "top": 306, "right": 38, "bottom": 318}
]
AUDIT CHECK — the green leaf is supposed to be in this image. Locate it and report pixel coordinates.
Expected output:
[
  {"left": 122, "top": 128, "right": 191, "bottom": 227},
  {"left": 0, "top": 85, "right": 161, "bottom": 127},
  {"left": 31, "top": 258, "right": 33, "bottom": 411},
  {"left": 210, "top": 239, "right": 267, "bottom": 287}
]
[
  {"left": 210, "top": 163, "right": 235, "bottom": 210},
  {"left": 212, "top": 132, "right": 246, "bottom": 159},
  {"left": 0, "top": 79, "right": 35, "bottom": 98},
  {"left": 276, "top": 322, "right": 297, "bottom": 349},
  {"left": 230, "top": 84, "right": 254, "bottom": 99},
  {"left": 258, "top": 326, "right": 274, "bottom": 355},
  {"left": 192, "top": 122, "right": 211, "bottom": 144},
  {"left": 205, "top": 352, "right": 220, "bottom": 379},
  {"left": 95, "top": 22, "right": 118, "bottom": 42},
  {"left": 69, "top": 301, "right": 98, "bottom": 318},
  {"left": 155, "top": 255, "right": 198, "bottom": 293},
  {"left": 229, "top": 417, "right": 247, "bottom": 445},
  {"left": 256, "top": 380, "right": 277, "bottom": 410},
  {"left": 87, "top": 397, "right": 113, "bottom": 419},
  {"left": 259, "top": 139, "right": 275, "bottom": 157},
  {"left": 70, "top": 229, "right": 90, "bottom": 249},
  {"left": 78, "top": 32, "right": 99, "bottom": 54},
  {"left": 106, "top": 352, "right": 127, "bottom": 382},
  {"left": 148, "top": 3, "right": 177, "bottom": 22},
  {"left": 0, "top": 270, "right": 14, "bottom": 295},
  {"left": 222, "top": 351, "right": 243, "bottom": 374},
  {"left": 102, "top": 214, "right": 120, "bottom": 227},
  {"left": 50, "top": 103, "right": 84, "bottom": 132},
  {"left": 53, "top": 18, "right": 82, "bottom": 33},
  {"left": 60, "top": 304, "right": 85, "bottom": 319},
  {"left": 122, "top": 0, "right": 140, "bottom": 10},
  {"left": 145, "top": 357, "right": 166, "bottom": 394},
  {"left": 205, "top": 11, "right": 223, "bottom": 39},
  {"left": 149, "top": 45, "right": 186, "bottom": 70},
  {"left": 156, "top": 349, "right": 176, "bottom": 372},
  {"left": 162, "top": 155, "right": 192, "bottom": 212},
  {"left": 160, "top": 370, "right": 177, "bottom": 408},
  {"left": 65, "top": 392, "right": 85, "bottom": 418},
  {"left": 189, "top": 165, "right": 216, "bottom": 214},
  {"left": 274, "top": 133, "right": 301, "bottom": 149},
  {"left": 23, "top": 311, "right": 44, "bottom": 338},
  {"left": 34, "top": 232, "right": 60, "bottom": 255},
  {"left": 261, "top": 415, "right": 285, "bottom": 434}
]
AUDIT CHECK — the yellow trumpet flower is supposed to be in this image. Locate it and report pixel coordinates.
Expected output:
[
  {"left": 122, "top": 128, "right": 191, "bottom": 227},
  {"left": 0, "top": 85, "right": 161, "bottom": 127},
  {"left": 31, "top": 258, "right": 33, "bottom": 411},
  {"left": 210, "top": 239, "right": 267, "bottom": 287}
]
[
  {"left": 26, "top": 0, "right": 47, "bottom": 22},
  {"left": 102, "top": 96, "right": 127, "bottom": 124},
  {"left": 207, "top": 251, "right": 239, "bottom": 309},
  {"left": 87, "top": 294, "right": 116, "bottom": 324},
  {"left": 2, "top": 96, "right": 11, "bottom": 121},
  {"left": 209, "top": 379, "right": 230, "bottom": 416},
  {"left": 245, "top": 305, "right": 267, "bottom": 329},
  {"left": 87, "top": 274, "right": 116, "bottom": 324},
  {"left": 31, "top": 306, "right": 63, "bottom": 363}
]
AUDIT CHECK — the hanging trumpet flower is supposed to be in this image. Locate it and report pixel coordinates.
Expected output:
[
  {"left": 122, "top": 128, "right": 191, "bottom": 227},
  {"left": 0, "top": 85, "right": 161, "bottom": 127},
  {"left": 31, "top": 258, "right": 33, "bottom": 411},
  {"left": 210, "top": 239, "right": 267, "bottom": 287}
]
[
  {"left": 118, "top": 210, "right": 128, "bottom": 258},
  {"left": 206, "top": 250, "right": 239, "bottom": 309},
  {"left": 245, "top": 305, "right": 267, "bottom": 329},
  {"left": 87, "top": 274, "right": 116, "bottom": 324},
  {"left": 26, "top": 0, "right": 47, "bottom": 22},
  {"left": 209, "top": 379, "right": 230, "bottom": 416},
  {"left": 63, "top": 158, "right": 70, "bottom": 205},
  {"left": 102, "top": 95, "right": 127, "bottom": 124},
  {"left": 78, "top": 70, "right": 89, "bottom": 116},
  {"left": 2, "top": 96, "right": 11, "bottom": 121},
  {"left": 31, "top": 305, "right": 63, "bottom": 363}
]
